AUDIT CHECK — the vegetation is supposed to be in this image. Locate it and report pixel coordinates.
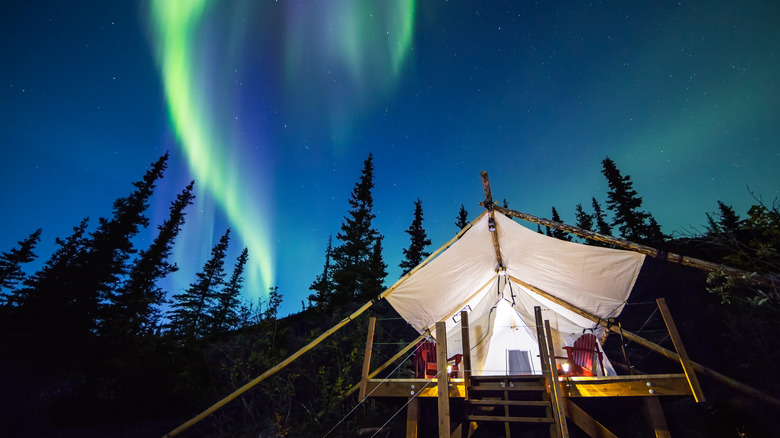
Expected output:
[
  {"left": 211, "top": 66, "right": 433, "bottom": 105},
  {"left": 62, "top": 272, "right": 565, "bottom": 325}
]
[{"left": 0, "top": 153, "right": 778, "bottom": 437}]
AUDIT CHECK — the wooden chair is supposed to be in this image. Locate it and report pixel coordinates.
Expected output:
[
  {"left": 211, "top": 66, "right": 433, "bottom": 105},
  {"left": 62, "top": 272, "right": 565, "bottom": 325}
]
[
  {"left": 562, "top": 333, "right": 605, "bottom": 376},
  {"left": 414, "top": 341, "right": 438, "bottom": 378}
]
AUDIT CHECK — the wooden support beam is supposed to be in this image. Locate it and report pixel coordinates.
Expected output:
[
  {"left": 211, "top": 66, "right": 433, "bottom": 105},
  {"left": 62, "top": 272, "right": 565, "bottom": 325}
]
[
  {"left": 546, "top": 320, "right": 570, "bottom": 438},
  {"left": 359, "top": 317, "right": 377, "bottom": 401},
  {"left": 480, "top": 171, "right": 505, "bottom": 268},
  {"left": 436, "top": 321, "right": 451, "bottom": 438},
  {"left": 656, "top": 298, "right": 705, "bottom": 403},
  {"left": 483, "top": 199, "right": 777, "bottom": 288},
  {"left": 534, "top": 307, "right": 562, "bottom": 438},
  {"left": 562, "top": 399, "right": 617, "bottom": 438},
  {"left": 642, "top": 398, "right": 671, "bottom": 438},
  {"left": 406, "top": 397, "right": 420, "bottom": 438},
  {"left": 508, "top": 274, "right": 780, "bottom": 408}
]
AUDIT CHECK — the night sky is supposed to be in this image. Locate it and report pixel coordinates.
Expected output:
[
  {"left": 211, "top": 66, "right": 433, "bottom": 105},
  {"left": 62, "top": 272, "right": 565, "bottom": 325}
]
[{"left": 2, "top": 1, "right": 779, "bottom": 317}]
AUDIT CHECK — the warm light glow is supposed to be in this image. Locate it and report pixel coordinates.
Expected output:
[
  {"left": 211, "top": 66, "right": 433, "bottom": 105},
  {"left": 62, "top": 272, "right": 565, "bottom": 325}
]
[
  {"left": 562, "top": 362, "right": 570, "bottom": 373},
  {"left": 447, "top": 365, "right": 452, "bottom": 374}
]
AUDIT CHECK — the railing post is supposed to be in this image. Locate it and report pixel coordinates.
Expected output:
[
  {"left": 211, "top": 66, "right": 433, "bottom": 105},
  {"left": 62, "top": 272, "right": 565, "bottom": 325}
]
[
  {"left": 359, "top": 317, "right": 376, "bottom": 401},
  {"left": 436, "top": 321, "right": 451, "bottom": 438}
]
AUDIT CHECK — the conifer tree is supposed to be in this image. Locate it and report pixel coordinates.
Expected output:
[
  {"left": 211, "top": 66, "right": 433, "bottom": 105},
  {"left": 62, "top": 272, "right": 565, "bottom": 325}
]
[
  {"left": 12, "top": 219, "right": 90, "bottom": 352},
  {"left": 110, "top": 181, "right": 195, "bottom": 338},
  {"left": 400, "top": 199, "right": 432, "bottom": 275},
  {"left": 84, "top": 153, "right": 169, "bottom": 334},
  {"left": 455, "top": 204, "right": 469, "bottom": 230},
  {"left": 706, "top": 200, "right": 742, "bottom": 235},
  {"left": 168, "top": 228, "right": 231, "bottom": 338},
  {"left": 0, "top": 228, "right": 42, "bottom": 305},
  {"left": 602, "top": 157, "right": 663, "bottom": 243},
  {"left": 591, "top": 197, "right": 612, "bottom": 236},
  {"left": 546, "top": 207, "right": 572, "bottom": 241},
  {"left": 308, "top": 235, "right": 333, "bottom": 307},
  {"left": 362, "top": 236, "right": 388, "bottom": 299},
  {"left": 574, "top": 204, "right": 593, "bottom": 233},
  {"left": 211, "top": 247, "right": 248, "bottom": 334},
  {"left": 330, "top": 153, "right": 384, "bottom": 302}
]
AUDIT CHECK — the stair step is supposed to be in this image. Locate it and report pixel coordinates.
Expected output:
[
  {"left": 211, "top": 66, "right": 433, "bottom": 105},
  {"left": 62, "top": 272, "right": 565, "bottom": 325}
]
[
  {"left": 467, "top": 399, "right": 549, "bottom": 407},
  {"left": 467, "top": 415, "right": 554, "bottom": 424}
]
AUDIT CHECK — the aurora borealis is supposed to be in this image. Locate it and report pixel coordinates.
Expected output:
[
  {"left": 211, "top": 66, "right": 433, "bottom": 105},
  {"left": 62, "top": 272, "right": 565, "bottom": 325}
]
[{"left": 2, "top": 1, "right": 779, "bottom": 316}]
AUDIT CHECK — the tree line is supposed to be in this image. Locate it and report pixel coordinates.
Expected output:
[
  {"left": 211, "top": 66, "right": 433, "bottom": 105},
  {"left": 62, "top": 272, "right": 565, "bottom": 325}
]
[{"left": 0, "top": 152, "right": 777, "bottom": 436}]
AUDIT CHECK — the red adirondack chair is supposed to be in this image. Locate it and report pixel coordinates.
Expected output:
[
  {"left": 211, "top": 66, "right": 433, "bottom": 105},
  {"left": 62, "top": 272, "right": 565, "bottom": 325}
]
[
  {"left": 414, "top": 341, "right": 438, "bottom": 378},
  {"left": 562, "top": 333, "right": 605, "bottom": 377}
]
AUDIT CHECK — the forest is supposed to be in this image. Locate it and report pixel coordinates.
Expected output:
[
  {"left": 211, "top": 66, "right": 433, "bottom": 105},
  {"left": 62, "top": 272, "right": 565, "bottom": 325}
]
[{"left": 1, "top": 153, "right": 779, "bottom": 437}]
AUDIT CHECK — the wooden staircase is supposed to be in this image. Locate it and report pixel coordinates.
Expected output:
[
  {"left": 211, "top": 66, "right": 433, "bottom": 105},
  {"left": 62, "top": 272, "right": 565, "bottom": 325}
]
[{"left": 465, "top": 375, "right": 556, "bottom": 437}]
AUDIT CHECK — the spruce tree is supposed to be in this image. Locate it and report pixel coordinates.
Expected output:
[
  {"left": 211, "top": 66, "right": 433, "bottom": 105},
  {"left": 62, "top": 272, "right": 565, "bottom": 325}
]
[
  {"left": 12, "top": 219, "right": 90, "bottom": 357},
  {"left": 602, "top": 157, "right": 663, "bottom": 243},
  {"left": 330, "top": 153, "right": 384, "bottom": 302},
  {"left": 168, "top": 228, "right": 231, "bottom": 339},
  {"left": 455, "top": 204, "right": 469, "bottom": 230},
  {"left": 0, "top": 228, "right": 42, "bottom": 305},
  {"left": 308, "top": 235, "right": 333, "bottom": 307},
  {"left": 400, "top": 199, "right": 432, "bottom": 275},
  {"left": 84, "top": 153, "right": 169, "bottom": 335},
  {"left": 211, "top": 247, "right": 248, "bottom": 334},
  {"left": 706, "top": 200, "right": 742, "bottom": 235},
  {"left": 547, "top": 207, "right": 572, "bottom": 241},
  {"left": 574, "top": 204, "right": 593, "bottom": 232},
  {"left": 591, "top": 197, "right": 612, "bottom": 236},
  {"left": 362, "top": 236, "right": 388, "bottom": 299},
  {"left": 110, "top": 181, "right": 195, "bottom": 338}
]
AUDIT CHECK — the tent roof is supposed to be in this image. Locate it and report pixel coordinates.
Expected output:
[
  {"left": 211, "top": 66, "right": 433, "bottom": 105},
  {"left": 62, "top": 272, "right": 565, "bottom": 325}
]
[{"left": 386, "top": 212, "right": 646, "bottom": 337}]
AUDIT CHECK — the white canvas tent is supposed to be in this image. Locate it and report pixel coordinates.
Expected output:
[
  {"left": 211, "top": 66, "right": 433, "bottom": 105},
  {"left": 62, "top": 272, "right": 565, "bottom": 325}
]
[{"left": 385, "top": 211, "right": 646, "bottom": 376}]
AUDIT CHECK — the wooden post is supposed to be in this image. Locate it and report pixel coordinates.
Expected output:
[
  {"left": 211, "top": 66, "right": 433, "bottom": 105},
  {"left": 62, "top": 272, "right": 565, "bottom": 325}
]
[
  {"left": 461, "top": 311, "right": 472, "bottom": 395},
  {"left": 359, "top": 317, "right": 377, "bottom": 401},
  {"left": 406, "top": 397, "right": 420, "bottom": 438},
  {"left": 656, "top": 298, "right": 705, "bottom": 403},
  {"left": 534, "top": 307, "right": 559, "bottom": 438},
  {"left": 642, "top": 398, "right": 671, "bottom": 438},
  {"left": 480, "top": 171, "right": 505, "bottom": 268},
  {"left": 436, "top": 321, "right": 451, "bottom": 438},
  {"left": 545, "top": 320, "right": 569, "bottom": 438}
]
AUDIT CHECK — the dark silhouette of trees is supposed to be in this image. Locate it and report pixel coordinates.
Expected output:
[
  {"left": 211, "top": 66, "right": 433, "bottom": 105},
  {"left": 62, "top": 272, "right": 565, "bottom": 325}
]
[
  {"left": 168, "top": 228, "right": 231, "bottom": 339},
  {"left": 211, "top": 247, "right": 249, "bottom": 334},
  {"left": 455, "top": 204, "right": 469, "bottom": 230},
  {"left": 109, "top": 181, "right": 195, "bottom": 340},
  {"left": 602, "top": 157, "right": 664, "bottom": 244},
  {"left": 592, "top": 197, "right": 612, "bottom": 236},
  {"left": 400, "top": 199, "right": 432, "bottom": 275},
  {"left": 0, "top": 228, "right": 41, "bottom": 305},
  {"left": 545, "top": 207, "right": 572, "bottom": 241},
  {"left": 308, "top": 235, "right": 334, "bottom": 307},
  {"left": 330, "top": 153, "right": 386, "bottom": 302},
  {"left": 706, "top": 200, "right": 742, "bottom": 235}
]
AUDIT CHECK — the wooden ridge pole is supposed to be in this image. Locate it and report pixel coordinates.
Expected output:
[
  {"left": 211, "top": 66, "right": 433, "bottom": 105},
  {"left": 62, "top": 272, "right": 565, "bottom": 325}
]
[
  {"left": 480, "top": 171, "right": 505, "bottom": 268},
  {"left": 479, "top": 197, "right": 778, "bottom": 288},
  {"left": 509, "top": 275, "right": 780, "bottom": 408}
]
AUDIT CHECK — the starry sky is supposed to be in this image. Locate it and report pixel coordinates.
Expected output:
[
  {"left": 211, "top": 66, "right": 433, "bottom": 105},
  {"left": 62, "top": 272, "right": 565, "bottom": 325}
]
[{"left": 2, "top": 0, "right": 779, "bottom": 317}]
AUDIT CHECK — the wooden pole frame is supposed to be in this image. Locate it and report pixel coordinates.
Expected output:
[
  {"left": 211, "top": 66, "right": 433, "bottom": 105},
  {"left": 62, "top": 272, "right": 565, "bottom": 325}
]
[
  {"left": 509, "top": 275, "right": 780, "bottom": 408},
  {"left": 481, "top": 199, "right": 777, "bottom": 288},
  {"left": 656, "top": 298, "right": 705, "bottom": 403}
]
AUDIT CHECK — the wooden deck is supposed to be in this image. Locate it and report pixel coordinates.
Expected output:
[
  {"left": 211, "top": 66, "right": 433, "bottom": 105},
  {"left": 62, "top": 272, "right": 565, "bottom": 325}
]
[{"left": 364, "top": 373, "right": 691, "bottom": 399}]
